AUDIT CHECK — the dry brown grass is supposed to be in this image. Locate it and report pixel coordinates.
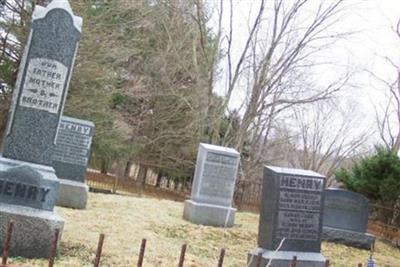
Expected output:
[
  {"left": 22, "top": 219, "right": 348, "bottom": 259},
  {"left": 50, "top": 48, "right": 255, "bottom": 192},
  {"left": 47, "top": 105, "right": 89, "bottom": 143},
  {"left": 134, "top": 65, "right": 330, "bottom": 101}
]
[{"left": 8, "top": 192, "right": 400, "bottom": 267}]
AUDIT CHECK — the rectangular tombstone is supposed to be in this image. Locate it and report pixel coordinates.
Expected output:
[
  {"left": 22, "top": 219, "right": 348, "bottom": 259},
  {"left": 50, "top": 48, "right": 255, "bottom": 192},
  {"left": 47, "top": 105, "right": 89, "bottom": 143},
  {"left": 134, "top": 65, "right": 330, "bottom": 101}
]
[
  {"left": 183, "top": 143, "right": 240, "bottom": 227},
  {"left": 1, "top": 0, "right": 82, "bottom": 166},
  {"left": 324, "top": 188, "right": 368, "bottom": 232},
  {"left": 0, "top": 0, "right": 82, "bottom": 258},
  {"left": 53, "top": 116, "right": 94, "bottom": 183},
  {"left": 248, "top": 166, "right": 326, "bottom": 267},
  {"left": 322, "top": 188, "right": 375, "bottom": 249},
  {"left": 52, "top": 116, "right": 94, "bottom": 209}
]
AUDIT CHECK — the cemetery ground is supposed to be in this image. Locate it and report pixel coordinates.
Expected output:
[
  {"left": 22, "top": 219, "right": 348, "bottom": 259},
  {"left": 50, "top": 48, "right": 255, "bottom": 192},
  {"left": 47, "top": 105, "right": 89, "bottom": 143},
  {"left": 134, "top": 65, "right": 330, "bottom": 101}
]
[{"left": 6, "top": 192, "right": 400, "bottom": 267}]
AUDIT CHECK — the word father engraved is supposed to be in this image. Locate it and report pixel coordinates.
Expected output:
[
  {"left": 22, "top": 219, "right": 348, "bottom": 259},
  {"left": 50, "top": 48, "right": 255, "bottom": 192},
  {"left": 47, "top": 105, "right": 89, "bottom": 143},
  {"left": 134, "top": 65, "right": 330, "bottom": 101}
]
[
  {"left": 280, "top": 175, "right": 323, "bottom": 191},
  {"left": 20, "top": 58, "right": 67, "bottom": 113},
  {"left": 0, "top": 179, "right": 50, "bottom": 202}
]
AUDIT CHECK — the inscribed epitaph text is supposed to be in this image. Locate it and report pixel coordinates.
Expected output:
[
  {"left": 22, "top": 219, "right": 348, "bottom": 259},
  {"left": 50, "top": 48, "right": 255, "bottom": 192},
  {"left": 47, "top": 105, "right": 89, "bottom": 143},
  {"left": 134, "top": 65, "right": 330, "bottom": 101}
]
[{"left": 53, "top": 116, "right": 94, "bottom": 182}]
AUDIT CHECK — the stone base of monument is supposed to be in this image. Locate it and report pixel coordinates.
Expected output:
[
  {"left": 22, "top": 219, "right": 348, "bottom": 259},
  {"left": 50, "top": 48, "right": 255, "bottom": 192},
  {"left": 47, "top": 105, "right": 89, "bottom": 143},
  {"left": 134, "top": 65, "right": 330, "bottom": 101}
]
[
  {"left": 56, "top": 179, "right": 89, "bottom": 209},
  {"left": 183, "top": 200, "right": 236, "bottom": 227},
  {"left": 0, "top": 156, "right": 64, "bottom": 258},
  {"left": 0, "top": 203, "right": 64, "bottom": 258},
  {"left": 322, "top": 226, "right": 375, "bottom": 250},
  {"left": 248, "top": 248, "right": 326, "bottom": 267}
]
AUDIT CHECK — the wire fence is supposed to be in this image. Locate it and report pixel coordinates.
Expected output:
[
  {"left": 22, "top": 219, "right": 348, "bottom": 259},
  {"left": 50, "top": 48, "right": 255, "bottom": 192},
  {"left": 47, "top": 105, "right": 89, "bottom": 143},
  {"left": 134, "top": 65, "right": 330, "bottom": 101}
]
[{"left": 86, "top": 170, "right": 189, "bottom": 202}]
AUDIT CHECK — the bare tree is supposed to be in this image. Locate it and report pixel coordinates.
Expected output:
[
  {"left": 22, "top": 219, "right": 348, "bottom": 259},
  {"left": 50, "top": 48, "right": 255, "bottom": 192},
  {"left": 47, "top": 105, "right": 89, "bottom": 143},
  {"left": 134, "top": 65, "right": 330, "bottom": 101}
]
[
  {"left": 205, "top": 0, "right": 352, "bottom": 153},
  {"left": 286, "top": 101, "right": 371, "bottom": 185},
  {"left": 0, "top": 0, "right": 30, "bottom": 136},
  {"left": 372, "top": 18, "right": 400, "bottom": 153},
  {"left": 202, "top": 0, "right": 356, "bottom": 186}
]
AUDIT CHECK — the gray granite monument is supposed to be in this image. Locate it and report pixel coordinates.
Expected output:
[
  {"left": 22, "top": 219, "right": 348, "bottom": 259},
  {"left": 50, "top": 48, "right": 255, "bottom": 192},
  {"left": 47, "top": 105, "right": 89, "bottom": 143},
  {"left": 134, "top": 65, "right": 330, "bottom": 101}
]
[
  {"left": 322, "top": 188, "right": 375, "bottom": 249},
  {"left": 0, "top": 0, "right": 82, "bottom": 258},
  {"left": 248, "top": 166, "right": 327, "bottom": 267},
  {"left": 53, "top": 116, "right": 94, "bottom": 209},
  {"left": 2, "top": 0, "right": 81, "bottom": 166},
  {"left": 183, "top": 143, "right": 240, "bottom": 227}
]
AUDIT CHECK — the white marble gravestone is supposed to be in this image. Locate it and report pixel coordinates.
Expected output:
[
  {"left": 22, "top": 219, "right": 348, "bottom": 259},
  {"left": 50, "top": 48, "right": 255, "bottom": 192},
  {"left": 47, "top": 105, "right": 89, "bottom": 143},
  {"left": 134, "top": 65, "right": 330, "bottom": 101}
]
[{"left": 183, "top": 143, "right": 240, "bottom": 227}]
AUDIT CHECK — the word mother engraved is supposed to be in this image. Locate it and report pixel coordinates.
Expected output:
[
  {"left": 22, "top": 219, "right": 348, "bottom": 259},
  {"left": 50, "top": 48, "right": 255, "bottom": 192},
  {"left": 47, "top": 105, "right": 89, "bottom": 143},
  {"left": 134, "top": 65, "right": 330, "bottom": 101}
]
[{"left": 20, "top": 58, "right": 67, "bottom": 113}]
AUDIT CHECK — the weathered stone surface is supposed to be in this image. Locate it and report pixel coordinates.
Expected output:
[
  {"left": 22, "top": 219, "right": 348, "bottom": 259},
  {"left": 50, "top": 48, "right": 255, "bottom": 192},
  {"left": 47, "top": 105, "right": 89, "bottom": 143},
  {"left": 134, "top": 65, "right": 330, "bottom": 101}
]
[
  {"left": 2, "top": 0, "right": 82, "bottom": 166},
  {"left": 258, "top": 166, "right": 326, "bottom": 252},
  {"left": 0, "top": 203, "right": 64, "bottom": 258},
  {"left": 190, "top": 143, "right": 239, "bottom": 206},
  {"left": 183, "top": 200, "right": 236, "bottom": 227},
  {"left": 0, "top": 0, "right": 82, "bottom": 258},
  {"left": 323, "top": 188, "right": 369, "bottom": 232},
  {"left": 248, "top": 166, "right": 326, "bottom": 266},
  {"left": 323, "top": 226, "right": 375, "bottom": 250},
  {"left": 0, "top": 157, "right": 59, "bottom": 211},
  {"left": 56, "top": 179, "right": 88, "bottom": 209},
  {"left": 248, "top": 248, "right": 326, "bottom": 267},
  {"left": 183, "top": 143, "right": 240, "bottom": 227},
  {"left": 322, "top": 188, "right": 375, "bottom": 249},
  {"left": 52, "top": 116, "right": 93, "bottom": 209},
  {"left": 53, "top": 116, "right": 94, "bottom": 183}
]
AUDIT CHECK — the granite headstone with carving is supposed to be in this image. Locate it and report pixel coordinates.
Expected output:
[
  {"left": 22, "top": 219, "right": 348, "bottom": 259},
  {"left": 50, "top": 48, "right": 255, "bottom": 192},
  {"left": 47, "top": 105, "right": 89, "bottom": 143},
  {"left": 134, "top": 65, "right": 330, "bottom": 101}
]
[
  {"left": 248, "top": 166, "right": 327, "bottom": 267},
  {"left": 52, "top": 116, "right": 94, "bottom": 209},
  {"left": 322, "top": 188, "right": 375, "bottom": 249},
  {"left": 183, "top": 143, "right": 240, "bottom": 227},
  {"left": 0, "top": 0, "right": 82, "bottom": 258},
  {"left": 2, "top": 0, "right": 81, "bottom": 166}
]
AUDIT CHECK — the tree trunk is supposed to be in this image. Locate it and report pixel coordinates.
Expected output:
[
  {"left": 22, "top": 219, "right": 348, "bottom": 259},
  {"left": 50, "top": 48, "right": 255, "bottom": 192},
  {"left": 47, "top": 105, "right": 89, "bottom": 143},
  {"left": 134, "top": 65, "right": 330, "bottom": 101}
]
[
  {"left": 155, "top": 172, "right": 162, "bottom": 187},
  {"left": 124, "top": 160, "right": 133, "bottom": 178},
  {"left": 174, "top": 179, "right": 179, "bottom": 191},
  {"left": 100, "top": 159, "right": 108, "bottom": 174},
  {"left": 136, "top": 165, "right": 148, "bottom": 187}
]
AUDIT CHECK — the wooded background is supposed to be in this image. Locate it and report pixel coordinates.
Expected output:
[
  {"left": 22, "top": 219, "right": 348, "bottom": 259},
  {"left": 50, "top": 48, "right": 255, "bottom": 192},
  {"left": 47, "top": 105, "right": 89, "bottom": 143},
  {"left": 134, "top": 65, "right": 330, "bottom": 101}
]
[{"left": 1, "top": 0, "right": 400, "bottom": 209}]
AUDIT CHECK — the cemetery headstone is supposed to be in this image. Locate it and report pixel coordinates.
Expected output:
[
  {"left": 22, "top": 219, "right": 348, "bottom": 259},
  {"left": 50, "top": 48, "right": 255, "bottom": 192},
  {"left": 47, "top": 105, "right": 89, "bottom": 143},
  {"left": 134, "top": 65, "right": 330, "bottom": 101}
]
[
  {"left": 0, "top": 0, "right": 82, "bottom": 258},
  {"left": 2, "top": 0, "right": 81, "bottom": 166},
  {"left": 53, "top": 116, "right": 94, "bottom": 209},
  {"left": 248, "top": 166, "right": 327, "bottom": 267},
  {"left": 322, "top": 188, "right": 375, "bottom": 249},
  {"left": 183, "top": 143, "right": 240, "bottom": 227}
]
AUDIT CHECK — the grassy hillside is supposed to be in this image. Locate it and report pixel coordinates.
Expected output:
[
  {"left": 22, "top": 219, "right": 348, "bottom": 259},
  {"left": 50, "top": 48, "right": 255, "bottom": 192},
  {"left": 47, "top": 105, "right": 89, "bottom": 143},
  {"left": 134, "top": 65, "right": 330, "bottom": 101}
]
[{"left": 9, "top": 193, "right": 400, "bottom": 267}]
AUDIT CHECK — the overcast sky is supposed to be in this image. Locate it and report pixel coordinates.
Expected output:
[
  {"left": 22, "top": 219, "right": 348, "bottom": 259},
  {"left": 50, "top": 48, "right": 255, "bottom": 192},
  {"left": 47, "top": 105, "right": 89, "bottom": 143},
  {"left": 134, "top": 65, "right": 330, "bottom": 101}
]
[
  {"left": 319, "top": 0, "right": 400, "bottom": 138},
  {"left": 207, "top": 0, "right": 400, "bottom": 142}
]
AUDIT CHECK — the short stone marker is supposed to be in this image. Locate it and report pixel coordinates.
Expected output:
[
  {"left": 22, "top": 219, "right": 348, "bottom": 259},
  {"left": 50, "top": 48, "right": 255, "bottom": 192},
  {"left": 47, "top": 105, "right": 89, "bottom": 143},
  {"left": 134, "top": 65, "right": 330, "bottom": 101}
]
[
  {"left": 183, "top": 143, "right": 240, "bottom": 227},
  {"left": 53, "top": 116, "right": 94, "bottom": 209},
  {"left": 0, "top": 160, "right": 63, "bottom": 258},
  {"left": 322, "top": 188, "right": 375, "bottom": 249},
  {"left": 0, "top": 0, "right": 82, "bottom": 258},
  {"left": 248, "top": 166, "right": 326, "bottom": 267}
]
